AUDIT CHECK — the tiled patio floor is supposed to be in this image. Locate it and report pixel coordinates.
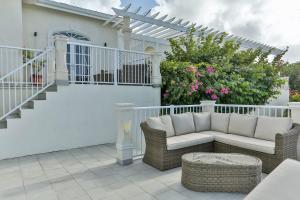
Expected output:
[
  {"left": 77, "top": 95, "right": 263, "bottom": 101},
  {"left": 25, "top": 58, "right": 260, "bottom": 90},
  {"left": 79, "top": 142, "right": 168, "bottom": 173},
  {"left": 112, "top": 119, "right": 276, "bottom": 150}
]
[{"left": 0, "top": 144, "right": 248, "bottom": 200}]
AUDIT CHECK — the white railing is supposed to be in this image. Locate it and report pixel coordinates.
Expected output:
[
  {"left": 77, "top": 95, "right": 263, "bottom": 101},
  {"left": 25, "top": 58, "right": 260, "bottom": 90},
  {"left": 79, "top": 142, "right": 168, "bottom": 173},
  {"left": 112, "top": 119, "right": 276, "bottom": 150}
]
[
  {"left": 0, "top": 46, "right": 43, "bottom": 78},
  {"left": 67, "top": 42, "right": 152, "bottom": 85},
  {"left": 0, "top": 48, "right": 55, "bottom": 121},
  {"left": 214, "top": 104, "right": 291, "bottom": 117},
  {"left": 130, "top": 104, "right": 291, "bottom": 157}
]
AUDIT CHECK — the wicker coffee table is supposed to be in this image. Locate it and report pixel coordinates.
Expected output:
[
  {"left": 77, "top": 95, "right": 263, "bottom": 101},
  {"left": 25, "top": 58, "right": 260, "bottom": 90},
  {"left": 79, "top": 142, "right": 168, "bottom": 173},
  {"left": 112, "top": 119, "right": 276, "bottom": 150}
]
[{"left": 181, "top": 153, "right": 262, "bottom": 193}]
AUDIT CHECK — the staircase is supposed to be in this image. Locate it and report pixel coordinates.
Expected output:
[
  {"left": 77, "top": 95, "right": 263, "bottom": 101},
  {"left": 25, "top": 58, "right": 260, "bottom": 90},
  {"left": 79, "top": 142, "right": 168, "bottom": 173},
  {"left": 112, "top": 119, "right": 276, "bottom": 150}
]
[{"left": 0, "top": 84, "right": 58, "bottom": 129}]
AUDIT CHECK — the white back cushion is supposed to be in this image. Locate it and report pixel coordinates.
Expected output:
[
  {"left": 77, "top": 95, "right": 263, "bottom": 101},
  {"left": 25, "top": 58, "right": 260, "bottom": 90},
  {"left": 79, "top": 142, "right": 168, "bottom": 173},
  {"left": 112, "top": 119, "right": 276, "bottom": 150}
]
[
  {"left": 211, "top": 113, "right": 230, "bottom": 133},
  {"left": 228, "top": 113, "right": 257, "bottom": 137},
  {"left": 171, "top": 113, "right": 195, "bottom": 135},
  {"left": 254, "top": 116, "right": 293, "bottom": 141},
  {"left": 146, "top": 115, "right": 175, "bottom": 137},
  {"left": 193, "top": 112, "right": 211, "bottom": 132}
]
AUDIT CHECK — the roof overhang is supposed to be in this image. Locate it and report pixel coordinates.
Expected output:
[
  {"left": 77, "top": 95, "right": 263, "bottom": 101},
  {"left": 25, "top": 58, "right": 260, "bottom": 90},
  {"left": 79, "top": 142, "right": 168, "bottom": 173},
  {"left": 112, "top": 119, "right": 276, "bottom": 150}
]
[
  {"left": 108, "top": 4, "right": 285, "bottom": 55},
  {"left": 23, "top": 0, "right": 118, "bottom": 23}
]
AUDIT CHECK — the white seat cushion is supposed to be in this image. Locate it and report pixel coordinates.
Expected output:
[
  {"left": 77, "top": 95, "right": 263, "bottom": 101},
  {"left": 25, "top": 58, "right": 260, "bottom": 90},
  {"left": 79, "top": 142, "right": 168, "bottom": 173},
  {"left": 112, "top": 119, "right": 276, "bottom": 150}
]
[
  {"left": 228, "top": 113, "right": 257, "bottom": 137},
  {"left": 215, "top": 134, "right": 275, "bottom": 154},
  {"left": 199, "top": 130, "right": 227, "bottom": 137},
  {"left": 171, "top": 113, "right": 195, "bottom": 135},
  {"left": 254, "top": 116, "right": 293, "bottom": 141},
  {"left": 245, "top": 159, "right": 300, "bottom": 200},
  {"left": 193, "top": 112, "right": 211, "bottom": 132},
  {"left": 146, "top": 115, "right": 175, "bottom": 137},
  {"left": 211, "top": 113, "right": 230, "bottom": 133},
  {"left": 167, "top": 133, "right": 214, "bottom": 150}
]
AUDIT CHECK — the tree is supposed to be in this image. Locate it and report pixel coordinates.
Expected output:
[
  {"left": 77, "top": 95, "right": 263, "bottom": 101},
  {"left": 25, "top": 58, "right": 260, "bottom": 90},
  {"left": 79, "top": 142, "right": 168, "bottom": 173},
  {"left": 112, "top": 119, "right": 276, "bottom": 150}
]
[
  {"left": 161, "top": 28, "right": 287, "bottom": 105},
  {"left": 281, "top": 62, "right": 300, "bottom": 91}
]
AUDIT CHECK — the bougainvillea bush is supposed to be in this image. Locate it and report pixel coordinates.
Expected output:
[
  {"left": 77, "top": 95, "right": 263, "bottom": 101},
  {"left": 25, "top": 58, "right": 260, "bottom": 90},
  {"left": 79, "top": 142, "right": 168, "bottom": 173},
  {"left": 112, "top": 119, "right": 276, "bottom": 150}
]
[{"left": 161, "top": 28, "right": 287, "bottom": 105}]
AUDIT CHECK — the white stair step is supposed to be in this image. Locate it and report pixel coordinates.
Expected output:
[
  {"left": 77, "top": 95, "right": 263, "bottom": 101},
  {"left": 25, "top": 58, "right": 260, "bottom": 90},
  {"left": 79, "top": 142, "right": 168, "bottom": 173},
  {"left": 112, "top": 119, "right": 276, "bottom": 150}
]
[
  {"left": 0, "top": 120, "right": 7, "bottom": 129},
  {"left": 6, "top": 110, "right": 21, "bottom": 119},
  {"left": 46, "top": 85, "right": 58, "bottom": 92},
  {"left": 21, "top": 101, "right": 34, "bottom": 109},
  {"left": 33, "top": 93, "right": 46, "bottom": 100}
]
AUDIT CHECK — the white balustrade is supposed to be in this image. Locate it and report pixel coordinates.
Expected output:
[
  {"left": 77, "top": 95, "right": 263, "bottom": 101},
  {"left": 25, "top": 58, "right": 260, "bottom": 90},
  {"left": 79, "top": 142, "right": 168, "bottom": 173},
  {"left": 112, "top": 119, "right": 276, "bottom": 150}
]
[{"left": 66, "top": 42, "right": 153, "bottom": 85}]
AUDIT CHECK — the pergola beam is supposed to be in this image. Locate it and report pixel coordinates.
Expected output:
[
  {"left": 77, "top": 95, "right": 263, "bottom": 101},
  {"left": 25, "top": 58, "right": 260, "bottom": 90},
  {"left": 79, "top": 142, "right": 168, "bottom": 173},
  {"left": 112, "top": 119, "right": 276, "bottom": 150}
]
[{"left": 111, "top": 5, "right": 285, "bottom": 55}]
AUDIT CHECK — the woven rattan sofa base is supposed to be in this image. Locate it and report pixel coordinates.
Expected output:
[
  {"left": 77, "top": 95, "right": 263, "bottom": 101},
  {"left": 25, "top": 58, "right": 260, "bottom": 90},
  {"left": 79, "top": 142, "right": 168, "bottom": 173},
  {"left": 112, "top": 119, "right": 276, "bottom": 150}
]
[
  {"left": 143, "top": 142, "right": 213, "bottom": 171},
  {"left": 214, "top": 142, "right": 280, "bottom": 173},
  {"left": 141, "top": 122, "right": 300, "bottom": 173}
]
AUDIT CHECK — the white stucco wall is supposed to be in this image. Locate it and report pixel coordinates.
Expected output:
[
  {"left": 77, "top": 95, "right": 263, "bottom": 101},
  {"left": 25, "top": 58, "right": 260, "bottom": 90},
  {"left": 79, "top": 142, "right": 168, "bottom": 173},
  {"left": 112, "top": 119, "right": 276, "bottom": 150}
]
[
  {"left": 0, "top": 84, "right": 160, "bottom": 160},
  {"left": 0, "top": 0, "right": 23, "bottom": 46},
  {"left": 22, "top": 3, "right": 118, "bottom": 49},
  {"left": 268, "top": 77, "right": 290, "bottom": 106}
]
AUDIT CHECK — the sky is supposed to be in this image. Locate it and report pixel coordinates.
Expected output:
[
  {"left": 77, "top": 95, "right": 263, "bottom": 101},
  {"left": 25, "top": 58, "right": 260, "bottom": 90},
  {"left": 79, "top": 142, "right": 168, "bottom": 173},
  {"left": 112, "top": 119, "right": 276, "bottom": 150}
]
[{"left": 53, "top": 0, "right": 300, "bottom": 63}]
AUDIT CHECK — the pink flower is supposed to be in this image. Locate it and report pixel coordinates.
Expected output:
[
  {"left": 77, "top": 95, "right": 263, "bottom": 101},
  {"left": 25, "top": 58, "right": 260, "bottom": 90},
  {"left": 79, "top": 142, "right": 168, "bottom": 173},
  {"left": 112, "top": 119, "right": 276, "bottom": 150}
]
[
  {"left": 188, "top": 91, "right": 192, "bottom": 96},
  {"left": 186, "top": 66, "right": 197, "bottom": 73},
  {"left": 190, "top": 85, "right": 196, "bottom": 92},
  {"left": 205, "top": 88, "right": 213, "bottom": 94},
  {"left": 206, "top": 66, "right": 215, "bottom": 74},
  {"left": 196, "top": 71, "right": 202, "bottom": 77},
  {"left": 211, "top": 94, "right": 218, "bottom": 100},
  {"left": 220, "top": 87, "right": 230, "bottom": 95}
]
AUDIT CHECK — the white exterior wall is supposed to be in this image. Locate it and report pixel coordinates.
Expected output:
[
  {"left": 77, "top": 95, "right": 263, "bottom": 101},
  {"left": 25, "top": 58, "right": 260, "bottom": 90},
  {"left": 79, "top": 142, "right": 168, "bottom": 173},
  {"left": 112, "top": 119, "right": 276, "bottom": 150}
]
[
  {"left": 0, "top": 85, "right": 160, "bottom": 160},
  {"left": 0, "top": 0, "right": 23, "bottom": 46},
  {"left": 22, "top": 4, "right": 118, "bottom": 49},
  {"left": 268, "top": 77, "right": 290, "bottom": 106}
]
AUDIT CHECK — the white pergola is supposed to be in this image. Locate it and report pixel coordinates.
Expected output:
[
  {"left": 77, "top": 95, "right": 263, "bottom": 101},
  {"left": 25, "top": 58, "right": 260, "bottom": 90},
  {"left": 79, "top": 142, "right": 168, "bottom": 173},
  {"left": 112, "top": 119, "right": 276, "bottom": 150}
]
[{"left": 104, "top": 4, "right": 284, "bottom": 55}]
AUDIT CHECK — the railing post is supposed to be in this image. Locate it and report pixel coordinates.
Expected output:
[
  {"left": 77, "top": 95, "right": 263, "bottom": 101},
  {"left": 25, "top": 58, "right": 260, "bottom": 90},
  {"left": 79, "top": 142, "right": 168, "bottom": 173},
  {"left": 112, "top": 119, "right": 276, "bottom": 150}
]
[
  {"left": 114, "top": 49, "right": 119, "bottom": 85},
  {"left": 151, "top": 52, "right": 162, "bottom": 87},
  {"left": 115, "top": 103, "right": 135, "bottom": 165},
  {"left": 54, "top": 35, "right": 69, "bottom": 85},
  {"left": 200, "top": 100, "right": 216, "bottom": 113}
]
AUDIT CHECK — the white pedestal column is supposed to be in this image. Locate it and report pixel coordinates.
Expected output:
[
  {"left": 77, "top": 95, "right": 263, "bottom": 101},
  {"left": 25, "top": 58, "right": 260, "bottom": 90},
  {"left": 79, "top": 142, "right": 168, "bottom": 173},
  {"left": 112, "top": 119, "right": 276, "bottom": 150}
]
[
  {"left": 289, "top": 102, "right": 300, "bottom": 124},
  {"left": 288, "top": 102, "right": 300, "bottom": 160},
  {"left": 115, "top": 103, "right": 135, "bottom": 165},
  {"left": 122, "top": 17, "right": 132, "bottom": 50},
  {"left": 54, "top": 36, "right": 69, "bottom": 85},
  {"left": 200, "top": 100, "right": 216, "bottom": 113},
  {"left": 151, "top": 52, "right": 162, "bottom": 87}
]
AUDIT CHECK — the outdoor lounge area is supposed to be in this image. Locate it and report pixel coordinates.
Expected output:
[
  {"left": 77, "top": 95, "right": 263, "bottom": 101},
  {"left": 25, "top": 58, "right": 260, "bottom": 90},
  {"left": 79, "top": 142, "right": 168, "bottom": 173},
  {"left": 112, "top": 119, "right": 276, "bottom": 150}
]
[{"left": 1, "top": 0, "right": 300, "bottom": 200}]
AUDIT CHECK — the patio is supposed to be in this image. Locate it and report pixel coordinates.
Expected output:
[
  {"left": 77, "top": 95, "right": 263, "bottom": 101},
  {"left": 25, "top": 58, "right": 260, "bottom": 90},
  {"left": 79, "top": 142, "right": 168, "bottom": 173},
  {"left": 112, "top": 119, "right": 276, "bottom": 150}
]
[{"left": 0, "top": 143, "right": 250, "bottom": 200}]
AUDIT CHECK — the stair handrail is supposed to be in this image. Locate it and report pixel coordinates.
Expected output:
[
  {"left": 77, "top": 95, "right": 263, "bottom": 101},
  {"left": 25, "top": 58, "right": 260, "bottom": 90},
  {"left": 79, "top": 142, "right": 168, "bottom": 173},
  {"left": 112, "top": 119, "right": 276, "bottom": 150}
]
[
  {"left": 0, "top": 48, "right": 52, "bottom": 81},
  {"left": 0, "top": 48, "right": 55, "bottom": 121}
]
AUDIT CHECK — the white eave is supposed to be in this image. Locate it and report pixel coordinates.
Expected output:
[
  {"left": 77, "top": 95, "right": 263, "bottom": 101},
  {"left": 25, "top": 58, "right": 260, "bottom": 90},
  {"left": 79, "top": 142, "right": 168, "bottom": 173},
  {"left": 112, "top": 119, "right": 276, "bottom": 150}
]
[{"left": 23, "top": 0, "right": 119, "bottom": 23}]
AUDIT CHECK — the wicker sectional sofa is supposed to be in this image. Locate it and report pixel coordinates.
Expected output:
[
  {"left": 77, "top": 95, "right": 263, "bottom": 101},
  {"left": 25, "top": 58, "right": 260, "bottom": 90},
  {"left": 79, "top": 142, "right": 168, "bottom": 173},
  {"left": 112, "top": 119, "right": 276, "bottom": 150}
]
[{"left": 140, "top": 112, "right": 300, "bottom": 173}]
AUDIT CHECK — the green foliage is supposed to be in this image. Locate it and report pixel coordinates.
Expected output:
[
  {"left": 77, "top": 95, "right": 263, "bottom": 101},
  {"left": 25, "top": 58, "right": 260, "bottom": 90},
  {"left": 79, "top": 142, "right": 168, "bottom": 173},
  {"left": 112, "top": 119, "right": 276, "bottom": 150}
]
[
  {"left": 281, "top": 62, "right": 300, "bottom": 91},
  {"left": 291, "top": 92, "right": 300, "bottom": 102},
  {"left": 161, "top": 28, "right": 286, "bottom": 105}
]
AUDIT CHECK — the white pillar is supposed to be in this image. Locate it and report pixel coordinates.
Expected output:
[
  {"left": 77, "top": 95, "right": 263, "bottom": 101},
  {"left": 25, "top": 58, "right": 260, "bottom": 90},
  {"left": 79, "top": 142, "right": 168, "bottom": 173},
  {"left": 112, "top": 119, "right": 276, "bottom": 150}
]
[
  {"left": 201, "top": 100, "right": 216, "bottom": 113},
  {"left": 122, "top": 17, "right": 132, "bottom": 50},
  {"left": 47, "top": 47, "right": 56, "bottom": 83},
  {"left": 289, "top": 102, "right": 300, "bottom": 124},
  {"left": 288, "top": 102, "right": 300, "bottom": 160},
  {"left": 54, "top": 35, "right": 69, "bottom": 85},
  {"left": 151, "top": 52, "right": 162, "bottom": 87},
  {"left": 115, "top": 103, "right": 135, "bottom": 165}
]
